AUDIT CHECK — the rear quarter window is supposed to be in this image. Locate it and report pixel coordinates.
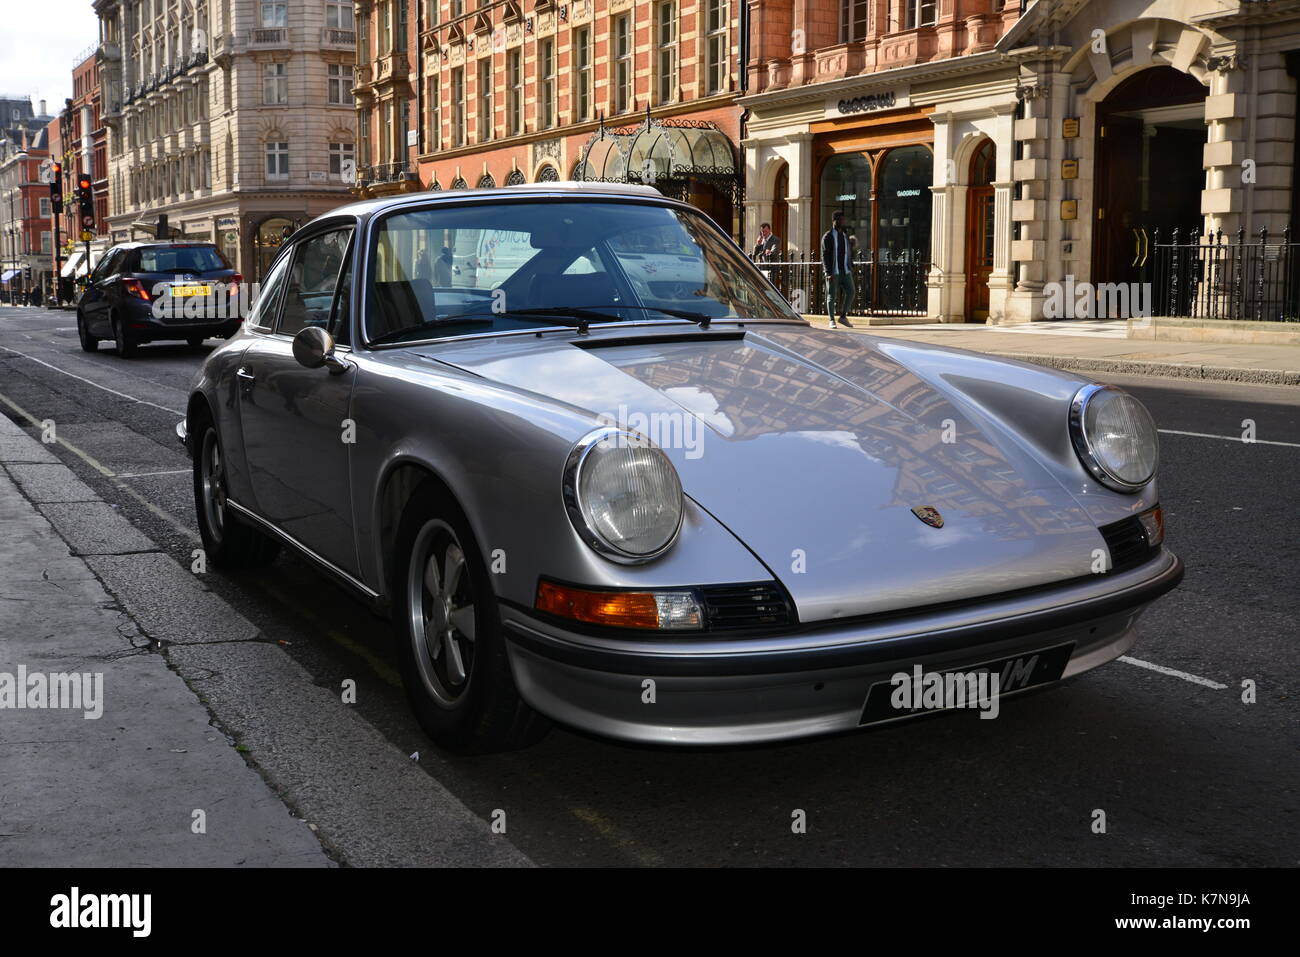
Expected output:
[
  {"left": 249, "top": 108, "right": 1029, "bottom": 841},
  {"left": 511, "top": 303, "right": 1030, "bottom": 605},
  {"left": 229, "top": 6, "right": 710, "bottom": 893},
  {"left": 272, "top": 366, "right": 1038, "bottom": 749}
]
[{"left": 131, "top": 245, "right": 230, "bottom": 273}]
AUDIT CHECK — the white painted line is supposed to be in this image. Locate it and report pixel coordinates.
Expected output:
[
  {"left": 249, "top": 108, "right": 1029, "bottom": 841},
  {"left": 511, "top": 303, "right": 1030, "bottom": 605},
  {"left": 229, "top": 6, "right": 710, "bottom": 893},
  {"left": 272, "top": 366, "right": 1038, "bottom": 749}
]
[
  {"left": 1158, "top": 428, "right": 1300, "bottom": 449},
  {"left": 118, "top": 469, "right": 190, "bottom": 479},
  {"left": 1119, "top": 655, "right": 1228, "bottom": 690},
  {"left": 0, "top": 344, "right": 184, "bottom": 415}
]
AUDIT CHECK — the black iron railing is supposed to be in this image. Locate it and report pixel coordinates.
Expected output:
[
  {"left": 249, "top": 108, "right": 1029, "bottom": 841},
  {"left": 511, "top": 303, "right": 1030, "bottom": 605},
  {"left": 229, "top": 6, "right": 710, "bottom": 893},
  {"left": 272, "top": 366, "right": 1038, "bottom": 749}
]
[
  {"left": 364, "top": 162, "right": 413, "bottom": 184},
  {"left": 1153, "top": 226, "right": 1300, "bottom": 322},
  {"left": 756, "top": 259, "right": 929, "bottom": 317}
]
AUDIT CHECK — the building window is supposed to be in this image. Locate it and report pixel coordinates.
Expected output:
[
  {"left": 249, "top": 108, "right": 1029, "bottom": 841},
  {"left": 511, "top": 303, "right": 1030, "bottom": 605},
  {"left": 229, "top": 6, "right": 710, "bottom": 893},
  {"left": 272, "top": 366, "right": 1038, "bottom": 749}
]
[
  {"left": 326, "top": 1, "right": 354, "bottom": 29},
  {"left": 574, "top": 27, "right": 592, "bottom": 121},
  {"left": 451, "top": 67, "right": 465, "bottom": 147},
  {"left": 39, "top": 197, "right": 51, "bottom": 217},
  {"left": 328, "top": 64, "right": 354, "bottom": 105},
  {"left": 396, "top": 0, "right": 408, "bottom": 52},
  {"left": 265, "top": 141, "right": 289, "bottom": 179},
  {"left": 395, "top": 97, "right": 408, "bottom": 162},
  {"left": 358, "top": 107, "right": 371, "bottom": 165},
  {"left": 41, "top": 231, "right": 52, "bottom": 254},
  {"left": 705, "top": 0, "right": 726, "bottom": 94},
  {"left": 427, "top": 74, "right": 440, "bottom": 151},
  {"left": 380, "top": 2, "right": 392, "bottom": 52},
  {"left": 656, "top": 3, "right": 676, "bottom": 105},
  {"left": 614, "top": 14, "right": 632, "bottom": 114},
  {"left": 819, "top": 153, "right": 872, "bottom": 255},
  {"left": 329, "top": 141, "right": 355, "bottom": 179},
  {"left": 381, "top": 101, "right": 393, "bottom": 163},
  {"left": 478, "top": 57, "right": 493, "bottom": 142},
  {"left": 450, "top": 0, "right": 463, "bottom": 17},
  {"left": 507, "top": 49, "right": 523, "bottom": 135},
  {"left": 540, "top": 38, "right": 555, "bottom": 129},
  {"left": 877, "top": 145, "right": 932, "bottom": 263},
  {"left": 905, "top": 0, "right": 937, "bottom": 29},
  {"left": 261, "top": 0, "right": 286, "bottom": 27},
  {"left": 263, "top": 63, "right": 288, "bottom": 105},
  {"left": 840, "top": 0, "right": 868, "bottom": 42}
]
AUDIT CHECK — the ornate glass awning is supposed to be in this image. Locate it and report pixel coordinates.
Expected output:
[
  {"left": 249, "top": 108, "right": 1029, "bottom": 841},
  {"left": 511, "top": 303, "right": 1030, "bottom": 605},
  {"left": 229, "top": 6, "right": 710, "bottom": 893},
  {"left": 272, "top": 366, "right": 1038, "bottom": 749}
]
[{"left": 575, "top": 110, "right": 742, "bottom": 204}]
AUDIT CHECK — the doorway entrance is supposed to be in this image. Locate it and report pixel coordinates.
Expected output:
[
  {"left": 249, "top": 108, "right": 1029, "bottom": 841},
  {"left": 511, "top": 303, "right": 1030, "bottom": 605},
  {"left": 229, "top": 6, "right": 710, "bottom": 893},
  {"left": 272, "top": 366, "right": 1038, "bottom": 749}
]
[
  {"left": 964, "top": 139, "right": 996, "bottom": 321},
  {"left": 1093, "top": 67, "right": 1207, "bottom": 296}
]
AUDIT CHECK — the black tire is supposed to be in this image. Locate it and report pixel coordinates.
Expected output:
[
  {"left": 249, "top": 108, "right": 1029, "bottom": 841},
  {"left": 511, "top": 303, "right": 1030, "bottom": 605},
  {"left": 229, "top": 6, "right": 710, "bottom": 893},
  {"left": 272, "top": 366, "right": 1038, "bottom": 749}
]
[
  {"left": 192, "top": 419, "right": 280, "bottom": 568},
  {"left": 393, "top": 483, "right": 549, "bottom": 753},
  {"left": 76, "top": 310, "right": 99, "bottom": 352},
  {"left": 112, "top": 314, "right": 137, "bottom": 358}
]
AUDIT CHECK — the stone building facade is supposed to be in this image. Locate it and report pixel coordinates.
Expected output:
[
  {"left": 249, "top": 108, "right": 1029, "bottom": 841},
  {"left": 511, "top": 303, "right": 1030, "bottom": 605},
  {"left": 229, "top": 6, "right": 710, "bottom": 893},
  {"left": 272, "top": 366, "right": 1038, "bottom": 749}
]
[
  {"left": 95, "top": 0, "right": 359, "bottom": 279},
  {"left": 740, "top": 0, "right": 1300, "bottom": 323}
]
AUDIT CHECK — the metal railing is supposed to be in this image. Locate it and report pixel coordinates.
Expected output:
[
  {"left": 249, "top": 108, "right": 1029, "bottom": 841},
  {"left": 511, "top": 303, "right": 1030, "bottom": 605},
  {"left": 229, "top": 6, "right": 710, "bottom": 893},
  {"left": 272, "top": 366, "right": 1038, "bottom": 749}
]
[
  {"left": 1153, "top": 226, "right": 1300, "bottom": 322},
  {"left": 756, "top": 259, "right": 930, "bottom": 317},
  {"left": 364, "top": 162, "right": 414, "bottom": 184}
]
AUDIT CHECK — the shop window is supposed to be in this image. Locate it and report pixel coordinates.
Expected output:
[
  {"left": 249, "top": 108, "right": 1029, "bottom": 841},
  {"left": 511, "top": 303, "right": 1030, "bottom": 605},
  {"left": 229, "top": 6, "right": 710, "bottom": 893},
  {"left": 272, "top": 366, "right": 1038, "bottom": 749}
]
[
  {"left": 819, "top": 153, "right": 872, "bottom": 254},
  {"left": 877, "top": 145, "right": 932, "bottom": 263}
]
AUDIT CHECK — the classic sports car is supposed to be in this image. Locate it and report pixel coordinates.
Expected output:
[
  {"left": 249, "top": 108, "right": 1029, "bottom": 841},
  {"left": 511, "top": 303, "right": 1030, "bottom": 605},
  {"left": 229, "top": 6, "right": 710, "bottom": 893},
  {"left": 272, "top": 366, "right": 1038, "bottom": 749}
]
[{"left": 178, "top": 182, "right": 1182, "bottom": 752}]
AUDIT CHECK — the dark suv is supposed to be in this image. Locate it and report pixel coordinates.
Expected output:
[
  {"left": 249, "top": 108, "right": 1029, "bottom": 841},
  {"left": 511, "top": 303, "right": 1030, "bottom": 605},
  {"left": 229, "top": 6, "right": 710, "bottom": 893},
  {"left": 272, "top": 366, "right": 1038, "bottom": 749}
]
[{"left": 76, "top": 242, "right": 243, "bottom": 357}]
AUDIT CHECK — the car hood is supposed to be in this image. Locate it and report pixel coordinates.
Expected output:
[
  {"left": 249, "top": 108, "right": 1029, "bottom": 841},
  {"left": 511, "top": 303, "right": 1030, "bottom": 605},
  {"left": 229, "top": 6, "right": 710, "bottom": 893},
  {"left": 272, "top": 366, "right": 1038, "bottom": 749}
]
[{"left": 422, "top": 327, "right": 1105, "bottom": 621}]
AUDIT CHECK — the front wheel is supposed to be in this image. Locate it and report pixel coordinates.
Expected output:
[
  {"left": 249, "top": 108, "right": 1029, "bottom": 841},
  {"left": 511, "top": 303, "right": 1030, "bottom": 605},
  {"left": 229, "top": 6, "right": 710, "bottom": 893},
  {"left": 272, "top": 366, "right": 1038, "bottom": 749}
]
[
  {"left": 192, "top": 420, "right": 280, "bottom": 568},
  {"left": 393, "top": 485, "right": 548, "bottom": 753}
]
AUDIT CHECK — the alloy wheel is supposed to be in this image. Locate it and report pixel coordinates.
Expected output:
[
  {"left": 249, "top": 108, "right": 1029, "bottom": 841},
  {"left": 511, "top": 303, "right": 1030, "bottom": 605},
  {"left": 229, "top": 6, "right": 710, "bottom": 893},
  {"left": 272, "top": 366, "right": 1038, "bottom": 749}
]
[{"left": 406, "top": 519, "right": 478, "bottom": 708}]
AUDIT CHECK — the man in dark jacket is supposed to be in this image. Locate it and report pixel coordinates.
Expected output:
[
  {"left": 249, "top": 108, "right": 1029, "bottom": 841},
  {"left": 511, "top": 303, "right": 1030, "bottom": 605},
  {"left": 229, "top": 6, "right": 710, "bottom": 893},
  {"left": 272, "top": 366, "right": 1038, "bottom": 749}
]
[
  {"left": 751, "top": 223, "right": 780, "bottom": 263},
  {"left": 820, "top": 211, "right": 855, "bottom": 328}
]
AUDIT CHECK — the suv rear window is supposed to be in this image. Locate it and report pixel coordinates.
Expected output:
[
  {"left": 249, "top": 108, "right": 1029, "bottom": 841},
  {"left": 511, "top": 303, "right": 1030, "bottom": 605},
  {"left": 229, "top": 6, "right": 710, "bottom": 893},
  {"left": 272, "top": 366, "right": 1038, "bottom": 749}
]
[{"left": 130, "top": 245, "right": 230, "bottom": 273}]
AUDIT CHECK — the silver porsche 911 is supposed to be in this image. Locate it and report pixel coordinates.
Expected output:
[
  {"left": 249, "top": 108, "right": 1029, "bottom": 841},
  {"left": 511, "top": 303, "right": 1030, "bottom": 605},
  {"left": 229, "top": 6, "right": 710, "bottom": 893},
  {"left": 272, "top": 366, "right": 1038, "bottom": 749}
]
[{"left": 178, "top": 182, "right": 1183, "bottom": 752}]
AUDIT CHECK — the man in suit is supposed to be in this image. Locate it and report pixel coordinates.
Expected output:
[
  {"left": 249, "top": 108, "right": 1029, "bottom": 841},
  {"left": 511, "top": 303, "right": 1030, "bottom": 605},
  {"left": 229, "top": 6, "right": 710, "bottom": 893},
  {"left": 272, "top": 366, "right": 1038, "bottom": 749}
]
[
  {"left": 821, "top": 211, "right": 855, "bottom": 328},
  {"left": 751, "top": 222, "right": 781, "bottom": 263}
]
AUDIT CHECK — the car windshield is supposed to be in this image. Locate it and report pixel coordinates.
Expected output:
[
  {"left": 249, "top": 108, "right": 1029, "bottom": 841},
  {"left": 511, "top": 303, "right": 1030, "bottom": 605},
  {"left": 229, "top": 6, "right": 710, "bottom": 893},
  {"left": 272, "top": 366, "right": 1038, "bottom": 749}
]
[
  {"left": 132, "top": 245, "right": 230, "bottom": 273},
  {"left": 363, "top": 199, "right": 800, "bottom": 344}
]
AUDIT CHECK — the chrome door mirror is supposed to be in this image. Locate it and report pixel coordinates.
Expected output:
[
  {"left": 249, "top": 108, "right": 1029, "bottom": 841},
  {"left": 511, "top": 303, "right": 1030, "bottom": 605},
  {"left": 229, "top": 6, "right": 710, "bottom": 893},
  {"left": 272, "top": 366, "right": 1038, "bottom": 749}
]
[{"left": 292, "top": 325, "right": 349, "bottom": 374}]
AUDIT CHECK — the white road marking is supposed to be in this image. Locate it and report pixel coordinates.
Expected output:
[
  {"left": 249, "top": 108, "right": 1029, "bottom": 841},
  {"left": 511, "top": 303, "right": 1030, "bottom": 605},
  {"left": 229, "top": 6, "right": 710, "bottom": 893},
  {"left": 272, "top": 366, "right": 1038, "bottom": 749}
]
[
  {"left": 1119, "top": 655, "right": 1228, "bottom": 690},
  {"left": 0, "top": 344, "right": 184, "bottom": 415},
  {"left": 1158, "top": 428, "right": 1300, "bottom": 449},
  {"left": 118, "top": 469, "right": 191, "bottom": 479}
]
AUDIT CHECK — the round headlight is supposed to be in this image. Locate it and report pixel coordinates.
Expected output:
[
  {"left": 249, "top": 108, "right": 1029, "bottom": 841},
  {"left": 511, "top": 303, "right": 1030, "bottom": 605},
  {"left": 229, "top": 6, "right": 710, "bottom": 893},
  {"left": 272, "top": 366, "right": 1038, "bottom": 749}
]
[
  {"left": 563, "top": 428, "right": 684, "bottom": 562},
  {"left": 1069, "top": 384, "right": 1159, "bottom": 492}
]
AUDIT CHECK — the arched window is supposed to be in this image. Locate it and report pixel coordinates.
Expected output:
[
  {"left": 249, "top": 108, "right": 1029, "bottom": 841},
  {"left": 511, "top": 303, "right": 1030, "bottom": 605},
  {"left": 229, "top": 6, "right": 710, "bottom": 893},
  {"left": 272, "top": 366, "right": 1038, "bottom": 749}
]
[
  {"left": 429, "top": 178, "right": 442, "bottom": 191},
  {"left": 970, "top": 138, "right": 995, "bottom": 187},
  {"left": 449, "top": 176, "right": 468, "bottom": 189},
  {"left": 477, "top": 173, "right": 496, "bottom": 188},
  {"left": 505, "top": 169, "right": 525, "bottom": 186},
  {"left": 819, "top": 153, "right": 871, "bottom": 252},
  {"left": 877, "top": 145, "right": 932, "bottom": 264},
  {"left": 536, "top": 164, "right": 559, "bottom": 182}
]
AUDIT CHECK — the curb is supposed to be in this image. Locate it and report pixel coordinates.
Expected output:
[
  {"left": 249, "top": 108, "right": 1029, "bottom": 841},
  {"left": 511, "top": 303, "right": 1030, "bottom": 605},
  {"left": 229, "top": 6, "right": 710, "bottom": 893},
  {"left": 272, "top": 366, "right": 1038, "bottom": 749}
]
[{"left": 987, "top": 351, "right": 1300, "bottom": 387}]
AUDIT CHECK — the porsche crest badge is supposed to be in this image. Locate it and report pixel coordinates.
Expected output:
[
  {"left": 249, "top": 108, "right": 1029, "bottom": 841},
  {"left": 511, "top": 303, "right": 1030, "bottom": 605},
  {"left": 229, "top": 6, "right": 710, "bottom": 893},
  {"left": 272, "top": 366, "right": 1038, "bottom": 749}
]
[{"left": 911, "top": 506, "right": 944, "bottom": 528}]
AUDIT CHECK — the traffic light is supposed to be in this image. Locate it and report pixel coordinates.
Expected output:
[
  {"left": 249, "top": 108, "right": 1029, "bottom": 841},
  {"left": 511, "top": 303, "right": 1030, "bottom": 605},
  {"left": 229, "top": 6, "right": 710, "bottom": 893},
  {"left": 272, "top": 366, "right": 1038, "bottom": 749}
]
[
  {"left": 22, "top": 265, "right": 31, "bottom": 282},
  {"left": 49, "top": 162, "right": 62, "bottom": 214},
  {"left": 77, "top": 174, "right": 94, "bottom": 232}
]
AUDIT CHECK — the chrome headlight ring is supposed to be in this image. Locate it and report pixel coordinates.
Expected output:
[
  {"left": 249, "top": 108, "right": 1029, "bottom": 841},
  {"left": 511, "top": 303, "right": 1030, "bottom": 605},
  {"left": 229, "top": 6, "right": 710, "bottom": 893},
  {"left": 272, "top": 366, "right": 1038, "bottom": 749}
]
[
  {"left": 1069, "top": 383, "right": 1159, "bottom": 493},
  {"left": 562, "top": 426, "right": 684, "bottom": 564}
]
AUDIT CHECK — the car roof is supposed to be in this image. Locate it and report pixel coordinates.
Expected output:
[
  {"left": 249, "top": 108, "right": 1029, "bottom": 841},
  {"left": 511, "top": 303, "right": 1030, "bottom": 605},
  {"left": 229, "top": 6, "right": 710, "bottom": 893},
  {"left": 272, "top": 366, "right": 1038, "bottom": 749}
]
[
  {"left": 113, "top": 241, "right": 219, "bottom": 250},
  {"left": 312, "top": 181, "right": 671, "bottom": 226}
]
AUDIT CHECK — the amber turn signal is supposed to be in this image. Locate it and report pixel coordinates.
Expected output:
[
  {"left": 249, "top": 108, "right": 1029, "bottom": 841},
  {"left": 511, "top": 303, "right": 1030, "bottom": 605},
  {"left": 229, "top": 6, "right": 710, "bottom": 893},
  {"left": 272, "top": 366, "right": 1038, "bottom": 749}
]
[{"left": 535, "top": 580, "right": 702, "bottom": 630}]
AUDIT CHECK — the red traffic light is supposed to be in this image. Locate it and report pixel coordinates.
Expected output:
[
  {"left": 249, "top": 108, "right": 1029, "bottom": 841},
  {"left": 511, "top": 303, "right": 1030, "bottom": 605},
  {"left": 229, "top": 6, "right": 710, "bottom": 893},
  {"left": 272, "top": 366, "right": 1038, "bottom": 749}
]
[
  {"left": 77, "top": 176, "right": 92, "bottom": 191},
  {"left": 52, "top": 162, "right": 61, "bottom": 174}
]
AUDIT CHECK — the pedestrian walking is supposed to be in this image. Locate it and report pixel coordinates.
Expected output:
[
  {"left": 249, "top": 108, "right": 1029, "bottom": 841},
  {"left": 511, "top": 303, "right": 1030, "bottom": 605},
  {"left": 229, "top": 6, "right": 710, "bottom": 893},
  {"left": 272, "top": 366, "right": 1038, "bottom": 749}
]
[
  {"left": 820, "top": 211, "right": 855, "bottom": 328},
  {"left": 751, "top": 223, "right": 781, "bottom": 264}
]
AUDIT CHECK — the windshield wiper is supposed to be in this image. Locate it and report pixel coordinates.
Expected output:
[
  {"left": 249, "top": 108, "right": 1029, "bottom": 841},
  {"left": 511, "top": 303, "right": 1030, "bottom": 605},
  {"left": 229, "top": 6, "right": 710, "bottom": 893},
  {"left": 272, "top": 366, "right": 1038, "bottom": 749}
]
[{"left": 366, "top": 316, "right": 494, "bottom": 347}]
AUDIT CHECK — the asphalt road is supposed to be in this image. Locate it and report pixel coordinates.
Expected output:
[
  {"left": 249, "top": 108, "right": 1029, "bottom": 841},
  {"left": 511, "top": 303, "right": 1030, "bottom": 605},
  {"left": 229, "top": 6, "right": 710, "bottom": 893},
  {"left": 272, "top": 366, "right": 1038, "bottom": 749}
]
[{"left": 1, "top": 304, "right": 1296, "bottom": 867}]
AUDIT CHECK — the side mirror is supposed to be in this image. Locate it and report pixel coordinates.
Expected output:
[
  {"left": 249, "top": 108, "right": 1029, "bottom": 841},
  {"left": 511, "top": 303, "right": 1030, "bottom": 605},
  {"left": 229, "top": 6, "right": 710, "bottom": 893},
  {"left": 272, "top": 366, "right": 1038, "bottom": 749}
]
[{"left": 292, "top": 325, "right": 349, "bottom": 374}]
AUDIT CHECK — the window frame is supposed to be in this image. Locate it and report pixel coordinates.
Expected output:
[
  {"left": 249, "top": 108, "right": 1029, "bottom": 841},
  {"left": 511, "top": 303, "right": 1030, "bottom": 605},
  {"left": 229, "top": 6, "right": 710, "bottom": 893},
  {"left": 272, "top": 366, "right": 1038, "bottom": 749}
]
[
  {"left": 275, "top": 226, "right": 356, "bottom": 339},
  {"left": 614, "top": 14, "right": 632, "bottom": 114},
  {"left": 656, "top": 3, "right": 677, "bottom": 105}
]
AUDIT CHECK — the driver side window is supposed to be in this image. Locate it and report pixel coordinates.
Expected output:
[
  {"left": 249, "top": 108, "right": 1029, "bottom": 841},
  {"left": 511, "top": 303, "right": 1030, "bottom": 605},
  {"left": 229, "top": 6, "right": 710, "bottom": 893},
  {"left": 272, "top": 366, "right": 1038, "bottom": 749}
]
[{"left": 277, "top": 228, "right": 353, "bottom": 337}]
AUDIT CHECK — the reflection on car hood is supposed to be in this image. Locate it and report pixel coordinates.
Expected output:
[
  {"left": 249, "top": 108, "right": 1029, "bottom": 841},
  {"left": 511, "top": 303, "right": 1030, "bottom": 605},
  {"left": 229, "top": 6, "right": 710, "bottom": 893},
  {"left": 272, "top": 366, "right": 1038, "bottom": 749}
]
[{"left": 424, "top": 327, "right": 1105, "bottom": 621}]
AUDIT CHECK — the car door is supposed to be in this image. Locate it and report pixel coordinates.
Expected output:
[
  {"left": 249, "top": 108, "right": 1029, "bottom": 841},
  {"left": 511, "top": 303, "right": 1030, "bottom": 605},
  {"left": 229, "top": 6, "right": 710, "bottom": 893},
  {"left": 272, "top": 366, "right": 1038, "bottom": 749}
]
[
  {"left": 237, "top": 224, "right": 359, "bottom": 575},
  {"left": 81, "top": 247, "right": 123, "bottom": 336}
]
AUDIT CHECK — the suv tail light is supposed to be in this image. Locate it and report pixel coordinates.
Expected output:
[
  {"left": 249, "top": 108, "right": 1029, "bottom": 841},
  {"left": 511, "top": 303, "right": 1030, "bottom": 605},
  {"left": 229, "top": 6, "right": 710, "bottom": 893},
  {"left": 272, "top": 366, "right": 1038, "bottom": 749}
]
[{"left": 228, "top": 272, "right": 241, "bottom": 299}]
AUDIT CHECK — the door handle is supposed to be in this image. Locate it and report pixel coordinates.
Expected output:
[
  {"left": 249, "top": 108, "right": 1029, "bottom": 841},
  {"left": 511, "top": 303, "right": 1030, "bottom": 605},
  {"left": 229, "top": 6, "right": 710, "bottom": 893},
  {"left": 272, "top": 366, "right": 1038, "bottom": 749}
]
[{"left": 236, "top": 368, "right": 255, "bottom": 388}]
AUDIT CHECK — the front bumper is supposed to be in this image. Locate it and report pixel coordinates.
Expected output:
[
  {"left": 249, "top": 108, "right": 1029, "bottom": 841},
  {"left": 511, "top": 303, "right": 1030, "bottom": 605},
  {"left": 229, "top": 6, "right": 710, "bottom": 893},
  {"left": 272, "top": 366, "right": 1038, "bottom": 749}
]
[{"left": 501, "top": 549, "right": 1184, "bottom": 745}]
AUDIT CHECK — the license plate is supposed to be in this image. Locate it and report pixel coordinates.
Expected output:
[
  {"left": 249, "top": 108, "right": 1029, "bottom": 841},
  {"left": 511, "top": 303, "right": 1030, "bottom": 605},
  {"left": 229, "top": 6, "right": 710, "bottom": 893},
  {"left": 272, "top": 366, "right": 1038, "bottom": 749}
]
[
  {"left": 170, "top": 284, "right": 211, "bottom": 297},
  {"left": 858, "top": 642, "right": 1075, "bottom": 726}
]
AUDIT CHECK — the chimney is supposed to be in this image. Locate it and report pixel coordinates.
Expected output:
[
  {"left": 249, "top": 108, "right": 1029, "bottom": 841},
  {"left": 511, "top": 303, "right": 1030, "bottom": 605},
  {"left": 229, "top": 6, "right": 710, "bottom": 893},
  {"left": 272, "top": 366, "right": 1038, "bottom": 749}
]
[{"left": 39, "top": 99, "right": 46, "bottom": 116}]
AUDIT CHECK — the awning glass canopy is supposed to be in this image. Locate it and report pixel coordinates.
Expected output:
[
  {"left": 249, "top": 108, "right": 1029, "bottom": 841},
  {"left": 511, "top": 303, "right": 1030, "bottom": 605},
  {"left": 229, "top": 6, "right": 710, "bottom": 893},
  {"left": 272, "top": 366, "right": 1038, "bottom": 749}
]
[{"left": 578, "top": 116, "right": 738, "bottom": 185}]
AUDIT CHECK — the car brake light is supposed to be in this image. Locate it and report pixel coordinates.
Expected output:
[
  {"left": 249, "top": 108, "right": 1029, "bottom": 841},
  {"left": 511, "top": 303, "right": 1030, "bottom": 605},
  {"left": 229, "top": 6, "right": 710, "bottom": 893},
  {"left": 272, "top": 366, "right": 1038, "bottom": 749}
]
[
  {"left": 228, "top": 273, "right": 241, "bottom": 298},
  {"left": 122, "top": 278, "right": 151, "bottom": 301}
]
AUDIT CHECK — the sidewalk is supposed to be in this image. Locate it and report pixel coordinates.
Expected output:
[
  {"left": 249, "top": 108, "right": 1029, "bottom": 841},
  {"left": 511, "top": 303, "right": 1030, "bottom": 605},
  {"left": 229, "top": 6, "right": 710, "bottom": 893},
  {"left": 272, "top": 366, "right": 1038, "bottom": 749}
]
[
  {"left": 803, "top": 317, "right": 1300, "bottom": 386},
  {"left": 0, "top": 414, "right": 330, "bottom": 867}
]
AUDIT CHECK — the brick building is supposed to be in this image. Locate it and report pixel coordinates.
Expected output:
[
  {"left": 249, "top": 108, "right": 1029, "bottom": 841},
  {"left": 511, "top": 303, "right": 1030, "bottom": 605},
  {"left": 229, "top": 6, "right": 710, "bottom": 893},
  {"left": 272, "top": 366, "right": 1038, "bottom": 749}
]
[
  {"left": 354, "top": 0, "right": 749, "bottom": 239},
  {"left": 0, "top": 98, "right": 55, "bottom": 302}
]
